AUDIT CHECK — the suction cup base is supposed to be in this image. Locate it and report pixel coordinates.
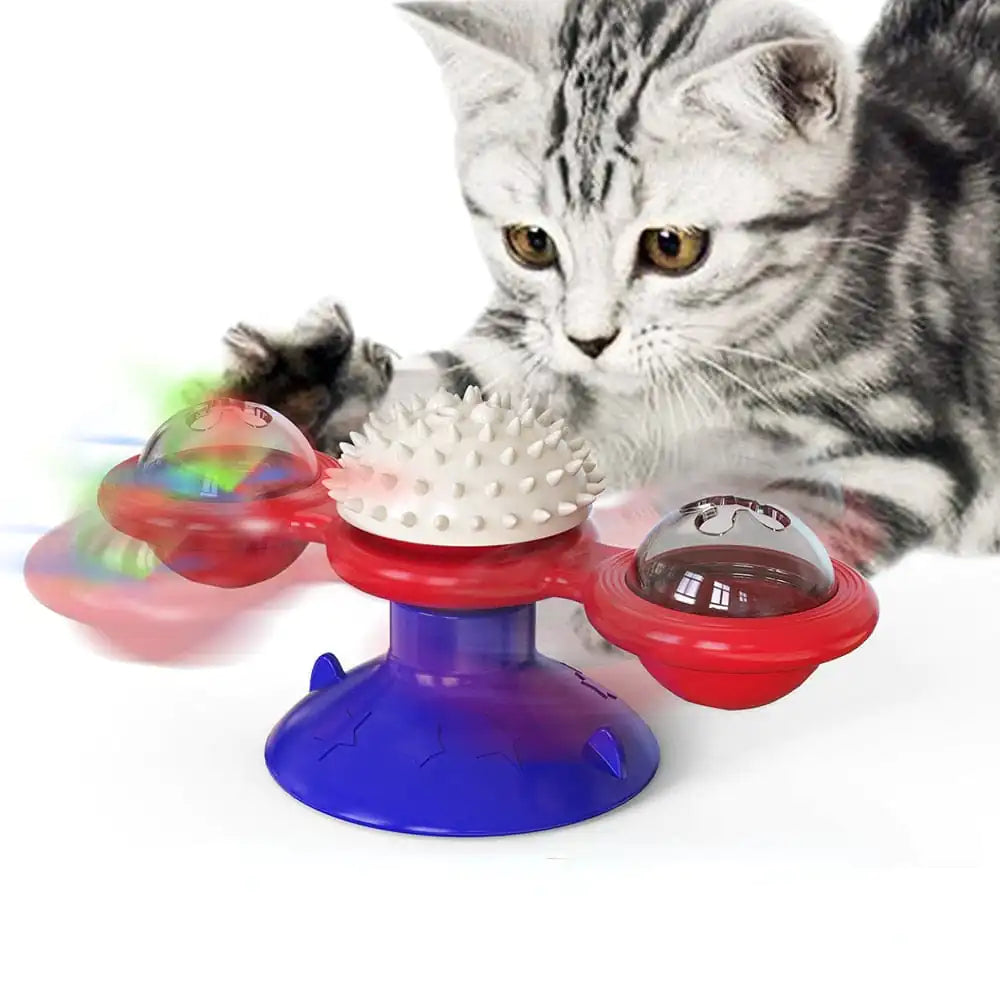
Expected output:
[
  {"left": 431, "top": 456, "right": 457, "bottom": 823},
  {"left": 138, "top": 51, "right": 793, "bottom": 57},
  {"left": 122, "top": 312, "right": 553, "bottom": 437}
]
[{"left": 265, "top": 604, "right": 660, "bottom": 837}]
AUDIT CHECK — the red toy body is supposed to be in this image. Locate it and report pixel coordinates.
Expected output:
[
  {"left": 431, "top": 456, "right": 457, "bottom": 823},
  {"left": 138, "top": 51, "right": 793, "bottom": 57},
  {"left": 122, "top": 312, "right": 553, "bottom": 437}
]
[{"left": 26, "top": 395, "right": 878, "bottom": 711}]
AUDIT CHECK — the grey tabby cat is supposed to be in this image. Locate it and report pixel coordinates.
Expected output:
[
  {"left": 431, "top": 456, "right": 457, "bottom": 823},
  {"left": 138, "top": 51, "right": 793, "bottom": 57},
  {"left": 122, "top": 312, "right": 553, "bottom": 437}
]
[{"left": 222, "top": 0, "right": 1000, "bottom": 576}]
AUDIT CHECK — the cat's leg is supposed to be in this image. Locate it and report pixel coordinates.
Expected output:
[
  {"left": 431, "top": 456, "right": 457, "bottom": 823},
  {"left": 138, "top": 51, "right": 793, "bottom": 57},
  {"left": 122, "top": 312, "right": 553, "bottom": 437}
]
[
  {"left": 221, "top": 298, "right": 550, "bottom": 456},
  {"left": 739, "top": 415, "right": 977, "bottom": 575},
  {"left": 736, "top": 448, "right": 941, "bottom": 577},
  {"left": 787, "top": 481, "right": 935, "bottom": 576}
]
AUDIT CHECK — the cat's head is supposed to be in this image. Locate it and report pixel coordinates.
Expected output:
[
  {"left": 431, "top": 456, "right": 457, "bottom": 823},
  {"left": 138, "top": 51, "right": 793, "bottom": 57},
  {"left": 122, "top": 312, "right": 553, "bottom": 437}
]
[{"left": 402, "top": 0, "right": 858, "bottom": 394}]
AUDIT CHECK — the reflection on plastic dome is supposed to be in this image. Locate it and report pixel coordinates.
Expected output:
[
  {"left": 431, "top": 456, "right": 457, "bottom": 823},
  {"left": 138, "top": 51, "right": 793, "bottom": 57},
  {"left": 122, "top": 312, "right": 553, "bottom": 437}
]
[
  {"left": 136, "top": 398, "right": 319, "bottom": 503},
  {"left": 630, "top": 495, "right": 836, "bottom": 618}
]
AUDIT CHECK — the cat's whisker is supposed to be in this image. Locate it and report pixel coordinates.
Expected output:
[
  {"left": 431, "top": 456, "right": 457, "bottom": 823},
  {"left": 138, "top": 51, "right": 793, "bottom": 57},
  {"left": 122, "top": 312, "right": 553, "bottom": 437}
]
[
  {"left": 684, "top": 337, "right": 864, "bottom": 417},
  {"left": 632, "top": 329, "right": 734, "bottom": 426},
  {"left": 476, "top": 349, "right": 546, "bottom": 401},
  {"left": 686, "top": 351, "right": 789, "bottom": 419},
  {"left": 660, "top": 366, "right": 680, "bottom": 452},
  {"left": 679, "top": 368, "right": 718, "bottom": 429},
  {"left": 687, "top": 366, "right": 726, "bottom": 411},
  {"left": 645, "top": 355, "right": 695, "bottom": 463},
  {"left": 436, "top": 338, "right": 543, "bottom": 388},
  {"left": 815, "top": 235, "right": 940, "bottom": 265},
  {"left": 823, "top": 284, "right": 883, "bottom": 317},
  {"left": 673, "top": 368, "right": 696, "bottom": 437}
]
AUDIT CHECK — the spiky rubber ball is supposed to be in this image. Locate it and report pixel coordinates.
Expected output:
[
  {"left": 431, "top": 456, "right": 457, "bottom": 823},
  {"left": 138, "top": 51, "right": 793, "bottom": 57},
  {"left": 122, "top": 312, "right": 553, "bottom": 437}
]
[{"left": 323, "top": 388, "right": 606, "bottom": 547}]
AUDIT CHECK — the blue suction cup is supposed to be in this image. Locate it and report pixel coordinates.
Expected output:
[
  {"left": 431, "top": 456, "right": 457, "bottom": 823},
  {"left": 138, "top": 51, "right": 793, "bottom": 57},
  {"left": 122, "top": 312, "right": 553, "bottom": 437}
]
[{"left": 265, "top": 603, "right": 659, "bottom": 837}]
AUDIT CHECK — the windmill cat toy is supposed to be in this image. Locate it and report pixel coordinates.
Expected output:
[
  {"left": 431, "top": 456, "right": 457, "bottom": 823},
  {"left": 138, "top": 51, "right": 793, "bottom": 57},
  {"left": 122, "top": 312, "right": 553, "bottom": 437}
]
[{"left": 25, "top": 389, "right": 878, "bottom": 837}]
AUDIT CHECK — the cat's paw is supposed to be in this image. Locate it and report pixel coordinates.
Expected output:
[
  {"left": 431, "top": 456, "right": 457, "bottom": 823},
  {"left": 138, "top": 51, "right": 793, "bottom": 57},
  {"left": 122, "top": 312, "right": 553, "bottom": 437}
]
[
  {"left": 570, "top": 606, "right": 630, "bottom": 659},
  {"left": 292, "top": 296, "right": 356, "bottom": 343},
  {"left": 221, "top": 298, "right": 395, "bottom": 456}
]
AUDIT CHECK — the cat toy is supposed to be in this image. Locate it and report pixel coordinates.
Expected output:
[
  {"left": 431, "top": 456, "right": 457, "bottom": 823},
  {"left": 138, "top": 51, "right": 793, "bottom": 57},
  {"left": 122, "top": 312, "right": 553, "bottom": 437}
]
[{"left": 25, "top": 390, "right": 878, "bottom": 836}]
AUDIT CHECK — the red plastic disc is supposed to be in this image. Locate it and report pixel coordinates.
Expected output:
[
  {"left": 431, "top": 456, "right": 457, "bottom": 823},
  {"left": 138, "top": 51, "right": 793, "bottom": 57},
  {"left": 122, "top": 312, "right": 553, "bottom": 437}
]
[
  {"left": 323, "top": 513, "right": 602, "bottom": 610},
  {"left": 582, "top": 551, "right": 878, "bottom": 709}
]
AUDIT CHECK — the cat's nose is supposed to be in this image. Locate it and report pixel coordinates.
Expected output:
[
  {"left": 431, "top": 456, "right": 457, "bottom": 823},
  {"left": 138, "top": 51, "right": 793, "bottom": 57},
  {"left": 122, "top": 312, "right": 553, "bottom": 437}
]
[{"left": 568, "top": 329, "right": 621, "bottom": 359}]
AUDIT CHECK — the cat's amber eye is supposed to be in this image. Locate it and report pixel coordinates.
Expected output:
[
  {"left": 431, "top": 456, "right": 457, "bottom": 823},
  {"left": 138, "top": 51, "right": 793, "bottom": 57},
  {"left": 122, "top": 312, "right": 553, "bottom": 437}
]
[
  {"left": 504, "top": 225, "right": 558, "bottom": 270},
  {"left": 640, "top": 226, "right": 710, "bottom": 275}
]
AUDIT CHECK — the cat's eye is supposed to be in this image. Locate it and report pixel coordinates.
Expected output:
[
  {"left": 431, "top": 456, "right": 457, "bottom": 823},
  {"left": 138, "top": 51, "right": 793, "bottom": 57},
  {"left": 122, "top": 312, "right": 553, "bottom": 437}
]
[
  {"left": 640, "top": 226, "right": 710, "bottom": 275},
  {"left": 504, "top": 225, "right": 558, "bottom": 270}
]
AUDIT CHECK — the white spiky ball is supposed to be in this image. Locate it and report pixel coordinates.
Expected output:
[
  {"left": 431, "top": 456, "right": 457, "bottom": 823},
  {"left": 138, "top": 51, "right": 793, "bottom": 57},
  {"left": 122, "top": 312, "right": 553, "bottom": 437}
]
[{"left": 323, "top": 387, "right": 605, "bottom": 547}]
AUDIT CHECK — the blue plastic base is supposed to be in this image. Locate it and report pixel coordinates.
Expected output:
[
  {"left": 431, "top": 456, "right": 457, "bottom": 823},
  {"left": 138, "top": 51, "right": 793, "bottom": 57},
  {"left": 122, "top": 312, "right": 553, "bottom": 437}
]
[{"left": 265, "top": 603, "right": 660, "bottom": 837}]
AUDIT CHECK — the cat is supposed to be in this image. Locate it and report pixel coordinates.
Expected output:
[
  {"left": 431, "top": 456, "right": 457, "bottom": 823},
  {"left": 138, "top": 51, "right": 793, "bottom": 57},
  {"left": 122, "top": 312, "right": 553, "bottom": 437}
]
[{"left": 227, "top": 0, "right": 1000, "bottom": 581}]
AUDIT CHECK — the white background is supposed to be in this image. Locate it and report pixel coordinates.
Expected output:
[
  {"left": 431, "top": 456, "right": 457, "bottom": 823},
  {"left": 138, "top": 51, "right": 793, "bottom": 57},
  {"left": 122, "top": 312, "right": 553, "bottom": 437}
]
[{"left": 1, "top": 1, "right": 998, "bottom": 997}]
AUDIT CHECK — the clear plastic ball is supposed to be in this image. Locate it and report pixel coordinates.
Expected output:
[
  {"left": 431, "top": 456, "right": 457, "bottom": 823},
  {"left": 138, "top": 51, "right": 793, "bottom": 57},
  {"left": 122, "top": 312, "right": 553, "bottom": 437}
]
[
  {"left": 137, "top": 398, "right": 319, "bottom": 503},
  {"left": 630, "top": 495, "right": 836, "bottom": 618}
]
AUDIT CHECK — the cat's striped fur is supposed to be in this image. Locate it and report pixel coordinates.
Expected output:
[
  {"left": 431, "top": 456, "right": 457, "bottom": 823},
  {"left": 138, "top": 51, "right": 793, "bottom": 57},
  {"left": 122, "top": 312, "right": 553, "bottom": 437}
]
[{"left": 223, "top": 0, "right": 1000, "bottom": 575}]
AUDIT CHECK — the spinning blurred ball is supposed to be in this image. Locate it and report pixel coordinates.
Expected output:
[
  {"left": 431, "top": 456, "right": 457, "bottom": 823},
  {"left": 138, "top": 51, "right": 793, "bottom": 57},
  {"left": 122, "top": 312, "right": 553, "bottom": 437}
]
[
  {"left": 100, "top": 398, "right": 326, "bottom": 588},
  {"left": 631, "top": 495, "right": 836, "bottom": 618},
  {"left": 137, "top": 398, "right": 319, "bottom": 503}
]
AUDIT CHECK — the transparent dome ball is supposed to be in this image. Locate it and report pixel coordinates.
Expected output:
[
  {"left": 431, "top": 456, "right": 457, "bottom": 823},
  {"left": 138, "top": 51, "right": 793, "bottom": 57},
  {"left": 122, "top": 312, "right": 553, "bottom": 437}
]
[
  {"left": 136, "top": 398, "right": 319, "bottom": 503},
  {"left": 630, "top": 495, "right": 836, "bottom": 618}
]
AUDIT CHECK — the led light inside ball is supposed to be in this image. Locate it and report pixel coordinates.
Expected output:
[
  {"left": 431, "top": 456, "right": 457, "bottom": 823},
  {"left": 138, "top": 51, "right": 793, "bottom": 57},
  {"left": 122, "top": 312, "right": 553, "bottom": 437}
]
[{"left": 136, "top": 398, "right": 319, "bottom": 503}]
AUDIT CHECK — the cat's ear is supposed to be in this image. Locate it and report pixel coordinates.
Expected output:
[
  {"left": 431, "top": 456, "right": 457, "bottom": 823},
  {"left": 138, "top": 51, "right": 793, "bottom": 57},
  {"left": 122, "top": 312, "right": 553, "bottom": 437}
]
[
  {"left": 646, "top": 36, "right": 856, "bottom": 143},
  {"left": 398, "top": 1, "right": 558, "bottom": 118}
]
